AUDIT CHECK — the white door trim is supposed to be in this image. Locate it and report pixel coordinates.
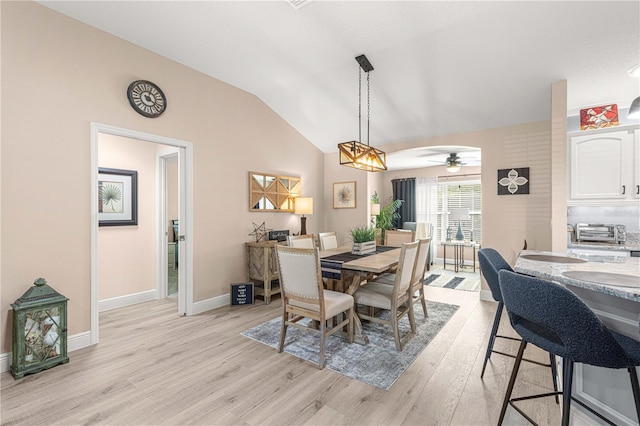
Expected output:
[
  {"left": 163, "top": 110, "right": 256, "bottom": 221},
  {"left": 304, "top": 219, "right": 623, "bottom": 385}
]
[{"left": 90, "top": 122, "right": 194, "bottom": 345}]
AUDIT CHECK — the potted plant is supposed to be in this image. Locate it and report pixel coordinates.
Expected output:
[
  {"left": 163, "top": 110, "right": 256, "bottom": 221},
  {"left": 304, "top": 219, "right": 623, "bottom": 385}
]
[
  {"left": 350, "top": 225, "right": 378, "bottom": 255},
  {"left": 374, "top": 198, "right": 403, "bottom": 244}
]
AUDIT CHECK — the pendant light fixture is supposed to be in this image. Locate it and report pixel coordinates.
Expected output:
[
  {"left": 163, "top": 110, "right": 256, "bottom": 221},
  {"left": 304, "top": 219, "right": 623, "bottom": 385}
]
[{"left": 338, "top": 54, "right": 387, "bottom": 172}]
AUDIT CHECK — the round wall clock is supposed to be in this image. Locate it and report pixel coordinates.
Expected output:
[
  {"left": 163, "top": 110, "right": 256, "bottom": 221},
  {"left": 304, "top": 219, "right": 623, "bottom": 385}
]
[{"left": 127, "top": 80, "right": 167, "bottom": 118}]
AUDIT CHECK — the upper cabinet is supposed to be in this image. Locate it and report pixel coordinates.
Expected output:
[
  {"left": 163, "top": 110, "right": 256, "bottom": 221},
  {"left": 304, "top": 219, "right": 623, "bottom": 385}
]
[{"left": 569, "top": 127, "right": 640, "bottom": 204}]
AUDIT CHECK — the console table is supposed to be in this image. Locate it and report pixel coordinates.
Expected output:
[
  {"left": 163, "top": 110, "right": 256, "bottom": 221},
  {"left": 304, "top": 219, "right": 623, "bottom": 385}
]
[
  {"left": 442, "top": 241, "right": 480, "bottom": 272},
  {"left": 245, "top": 241, "right": 281, "bottom": 304}
]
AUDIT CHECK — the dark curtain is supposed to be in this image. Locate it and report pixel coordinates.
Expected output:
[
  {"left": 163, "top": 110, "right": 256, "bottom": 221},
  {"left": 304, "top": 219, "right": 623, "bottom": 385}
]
[{"left": 391, "top": 178, "right": 416, "bottom": 228}]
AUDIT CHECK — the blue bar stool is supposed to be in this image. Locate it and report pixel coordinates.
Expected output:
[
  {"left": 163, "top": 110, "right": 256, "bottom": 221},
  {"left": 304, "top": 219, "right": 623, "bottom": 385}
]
[
  {"left": 478, "top": 248, "right": 558, "bottom": 389},
  {"left": 498, "top": 269, "right": 640, "bottom": 425}
]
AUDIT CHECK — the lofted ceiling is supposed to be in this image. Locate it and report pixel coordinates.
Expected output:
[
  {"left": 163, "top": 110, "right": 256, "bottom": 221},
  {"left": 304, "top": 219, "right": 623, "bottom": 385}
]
[{"left": 39, "top": 1, "right": 640, "bottom": 169}]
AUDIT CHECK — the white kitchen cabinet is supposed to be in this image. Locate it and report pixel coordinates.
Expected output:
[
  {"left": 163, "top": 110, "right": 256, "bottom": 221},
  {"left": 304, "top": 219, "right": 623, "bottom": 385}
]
[{"left": 569, "top": 127, "right": 639, "bottom": 204}]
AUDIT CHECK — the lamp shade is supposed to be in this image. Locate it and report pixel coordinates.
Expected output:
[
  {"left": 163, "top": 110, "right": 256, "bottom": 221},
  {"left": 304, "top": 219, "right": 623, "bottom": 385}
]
[
  {"left": 629, "top": 96, "right": 640, "bottom": 119},
  {"left": 449, "top": 208, "right": 470, "bottom": 221},
  {"left": 370, "top": 203, "right": 380, "bottom": 215},
  {"left": 294, "top": 197, "right": 313, "bottom": 215}
]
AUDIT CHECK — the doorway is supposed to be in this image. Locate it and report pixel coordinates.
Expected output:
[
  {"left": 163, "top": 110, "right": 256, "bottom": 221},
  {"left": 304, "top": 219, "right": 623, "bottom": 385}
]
[{"left": 90, "top": 123, "right": 194, "bottom": 346}]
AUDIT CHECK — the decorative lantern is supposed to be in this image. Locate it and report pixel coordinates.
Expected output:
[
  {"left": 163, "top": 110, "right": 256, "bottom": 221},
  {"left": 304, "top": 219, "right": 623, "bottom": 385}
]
[{"left": 11, "top": 278, "right": 68, "bottom": 379}]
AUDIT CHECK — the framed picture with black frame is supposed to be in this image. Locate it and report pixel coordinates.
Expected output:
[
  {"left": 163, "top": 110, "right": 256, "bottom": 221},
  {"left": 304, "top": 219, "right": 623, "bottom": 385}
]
[{"left": 98, "top": 167, "right": 138, "bottom": 226}]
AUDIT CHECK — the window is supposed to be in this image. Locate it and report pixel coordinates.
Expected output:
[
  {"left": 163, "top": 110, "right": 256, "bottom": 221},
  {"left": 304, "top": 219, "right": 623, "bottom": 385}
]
[{"left": 416, "top": 177, "right": 482, "bottom": 244}]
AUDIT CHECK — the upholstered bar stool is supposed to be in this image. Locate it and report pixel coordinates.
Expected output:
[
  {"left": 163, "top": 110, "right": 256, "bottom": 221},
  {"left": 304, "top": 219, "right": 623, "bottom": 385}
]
[
  {"left": 498, "top": 270, "right": 640, "bottom": 426},
  {"left": 478, "top": 248, "right": 558, "bottom": 385}
]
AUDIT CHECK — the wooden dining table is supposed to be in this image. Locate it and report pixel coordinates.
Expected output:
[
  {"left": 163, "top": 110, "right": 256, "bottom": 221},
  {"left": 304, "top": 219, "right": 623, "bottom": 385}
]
[{"left": 319, "top": 245, "right": 401, "bottom": 344}]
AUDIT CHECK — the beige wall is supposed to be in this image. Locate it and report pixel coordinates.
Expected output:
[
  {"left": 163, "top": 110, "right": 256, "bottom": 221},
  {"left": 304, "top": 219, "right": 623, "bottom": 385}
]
[
  {"left": 98, "top": 134, "right": 157, "bottom": 301},
  {"left": 1, "top": 2, "right": 324, "bottom": 353}
]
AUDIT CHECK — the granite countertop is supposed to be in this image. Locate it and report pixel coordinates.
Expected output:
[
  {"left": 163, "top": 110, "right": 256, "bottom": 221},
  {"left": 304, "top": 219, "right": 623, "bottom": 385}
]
[{"left": 514, "top": 250, "right": 640, "bottom": 302}]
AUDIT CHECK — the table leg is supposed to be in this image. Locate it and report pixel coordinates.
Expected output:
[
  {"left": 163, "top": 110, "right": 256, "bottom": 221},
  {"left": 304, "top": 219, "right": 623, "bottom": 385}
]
[
  {"left": 443, "top": 244, "right": 447, "bottom": 270},
  {"left": 342, "top": 272, "right": 370, "bottom": 345}
]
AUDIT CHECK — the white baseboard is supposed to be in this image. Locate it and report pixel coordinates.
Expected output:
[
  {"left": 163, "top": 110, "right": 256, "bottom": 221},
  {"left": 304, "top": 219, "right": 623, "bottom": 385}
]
[
  {"left": 99, "top": 289, "right": 157, "bottom": 312},
  {"left": 192, "top": 293, "right": 231, "bottom": 315},
  {"left": 1, "top": 330, "right": 94, "bottom": 374}
]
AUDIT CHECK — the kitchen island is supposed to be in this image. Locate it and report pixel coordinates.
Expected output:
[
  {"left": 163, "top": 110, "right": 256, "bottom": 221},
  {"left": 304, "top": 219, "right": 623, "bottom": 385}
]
[{"left": 514, "top": 250, "right": 640, "bottom": 426}]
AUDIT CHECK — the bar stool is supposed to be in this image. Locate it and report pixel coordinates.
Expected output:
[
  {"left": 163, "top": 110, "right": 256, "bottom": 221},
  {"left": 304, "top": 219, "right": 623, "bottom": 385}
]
[
  {"left": 498, "top": 270, "right": 640, "bottom": 425},
  {"left": 478, "top": 248, "right": 558, "bottom": 384}
]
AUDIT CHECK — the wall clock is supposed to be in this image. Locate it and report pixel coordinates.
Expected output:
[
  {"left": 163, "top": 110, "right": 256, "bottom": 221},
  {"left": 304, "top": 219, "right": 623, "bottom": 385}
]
[{"left": 127, "top": 80, "right": 167, "bottom": 118}]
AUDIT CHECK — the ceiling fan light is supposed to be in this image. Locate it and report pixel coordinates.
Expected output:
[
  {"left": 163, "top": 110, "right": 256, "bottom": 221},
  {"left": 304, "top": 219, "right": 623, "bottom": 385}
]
[
  {"left": 629, "top": 96, "right": 640, "bottom": 119},
  {"left": 446, "top": 164, "right": 461, "bottom": 173}
]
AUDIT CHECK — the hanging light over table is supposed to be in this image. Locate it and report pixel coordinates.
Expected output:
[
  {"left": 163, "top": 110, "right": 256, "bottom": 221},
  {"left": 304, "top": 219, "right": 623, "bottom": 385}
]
[{"left": 338, "top": 54, "right": 387, "bottom": 172}]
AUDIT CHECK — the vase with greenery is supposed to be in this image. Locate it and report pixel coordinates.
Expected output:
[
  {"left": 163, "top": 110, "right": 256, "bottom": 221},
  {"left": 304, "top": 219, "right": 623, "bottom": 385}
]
[{"left": 350, "top": 225, "right": 377, "bottom": 254}]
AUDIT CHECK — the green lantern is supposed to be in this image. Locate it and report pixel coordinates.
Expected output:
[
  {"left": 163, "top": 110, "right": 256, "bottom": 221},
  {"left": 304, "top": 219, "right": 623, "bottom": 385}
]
[{"left": 11, "top": 278, "right": 69, "bottom": 379}]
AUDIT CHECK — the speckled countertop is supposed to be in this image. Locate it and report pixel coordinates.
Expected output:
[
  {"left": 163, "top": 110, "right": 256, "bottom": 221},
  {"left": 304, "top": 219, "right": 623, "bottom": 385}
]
[{"left": 514, "top": 250, "right": 640, "bottom": 302}]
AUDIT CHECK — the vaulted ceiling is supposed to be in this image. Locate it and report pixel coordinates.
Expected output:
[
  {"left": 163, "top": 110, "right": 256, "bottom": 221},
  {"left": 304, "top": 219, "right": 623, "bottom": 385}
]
[{"left": 39, "top": 1, "right": 640, "bottom": 163}]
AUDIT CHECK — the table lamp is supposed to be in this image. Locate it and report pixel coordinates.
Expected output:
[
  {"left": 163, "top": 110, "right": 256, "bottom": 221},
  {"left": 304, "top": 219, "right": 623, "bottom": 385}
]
[
  {"left": 294, "top": 197, "right": 313, "bottom": 235},
  {"left": 449, "top": 208, "right": 470, "bottom": 241},
  {"left": 370, "top": 203, "right": 380, "bottom": 226}
]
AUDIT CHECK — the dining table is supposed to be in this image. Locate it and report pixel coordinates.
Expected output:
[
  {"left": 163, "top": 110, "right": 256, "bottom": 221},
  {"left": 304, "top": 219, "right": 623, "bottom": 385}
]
[
  {"left": 513, "top": 249, "right": 640, "bottom": 424},
  {"left": 319, "top": 245, "right": 401, "bottom": 344}
]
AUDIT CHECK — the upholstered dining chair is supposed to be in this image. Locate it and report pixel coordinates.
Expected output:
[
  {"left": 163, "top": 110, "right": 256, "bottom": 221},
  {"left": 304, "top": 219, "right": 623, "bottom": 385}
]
[
  {"left": 354, "top": 240, "right": 419, "bottom": 351},
  {"left": 384, "top": 229, "right": 414, "bottom": 247},
  {"left": 478, "top": 248, "right": 558, "bottom": 387},
  {"left": 287, "top": 234, "right": 315, "bottom": 248},
  {"left": 318, "top": 232, "right": 338, "bottom": 251},
  {"left": 497, "top": 270, "right": 640, "bottom": 426},
  {"left": 372, "top": 238, "right": 431, "bottom": 317},
  {"left": 275, "top": 245, "right": 354, "bottom": 369}
]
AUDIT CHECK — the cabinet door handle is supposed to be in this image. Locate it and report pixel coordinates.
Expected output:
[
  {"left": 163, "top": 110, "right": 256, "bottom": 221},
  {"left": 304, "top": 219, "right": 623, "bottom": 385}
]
[
  {"left": 637, "top": 185, "right": 639, "bottom": 195},
  {"left": 622, "top": 185, "right": 626, "bottom": 195}
]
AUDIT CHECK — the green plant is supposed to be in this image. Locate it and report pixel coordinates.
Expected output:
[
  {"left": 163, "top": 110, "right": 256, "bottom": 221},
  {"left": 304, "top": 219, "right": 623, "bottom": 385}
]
[
  {"left": 350, "top": 225, "right": 377, "bottom": 243},
  {"left": 375, "top": 198, "right": 403, "bottom": 231},
  {"left": 370, "top": 191, "right": 380, "bottom": 204}
]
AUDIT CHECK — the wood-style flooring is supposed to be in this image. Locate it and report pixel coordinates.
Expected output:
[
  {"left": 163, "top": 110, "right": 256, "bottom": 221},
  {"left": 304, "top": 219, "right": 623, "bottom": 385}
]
[{"left": 1, "top": 286, "right": 577, "bottom": 425}]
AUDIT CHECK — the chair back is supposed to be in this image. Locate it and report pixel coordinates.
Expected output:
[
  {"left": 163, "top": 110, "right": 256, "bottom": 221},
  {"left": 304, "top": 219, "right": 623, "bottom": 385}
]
[
  {"left": 498, "top": 270, "right": 632, "bottom": 368},
  {"left": 412, "top": 238, "right": 431, "bottom": 290},
  {"left": 478, "top": 248, "right": 513, "bottom": 302},
  {"left": 287, "top": 235, "right": 315, "bottom": 248},
  {"left": 393, "top": 241, "right": 420, "bottom": 298},
  {"left": 318, "top": 232, "right": 338, "bottom": 251},
  {"left": 275, "top": 245, "right": 323, "bottom": 305},
  {"left": 385, "top": 230, "right": 414, "bottom": 247}
]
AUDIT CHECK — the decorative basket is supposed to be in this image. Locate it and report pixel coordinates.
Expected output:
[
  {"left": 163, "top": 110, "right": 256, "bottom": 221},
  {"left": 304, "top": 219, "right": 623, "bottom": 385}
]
[{"left": 352, "top": 241, "right": 376, "bottom": 255}]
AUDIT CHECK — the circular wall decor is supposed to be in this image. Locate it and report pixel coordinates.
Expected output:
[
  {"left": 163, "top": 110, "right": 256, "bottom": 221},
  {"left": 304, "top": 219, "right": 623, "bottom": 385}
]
[{"left": 127, "top": 80, "right": 167, "bottom": 118}]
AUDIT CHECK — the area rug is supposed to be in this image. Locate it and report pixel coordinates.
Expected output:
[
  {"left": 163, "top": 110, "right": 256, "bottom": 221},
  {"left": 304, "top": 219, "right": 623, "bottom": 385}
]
[
  {"left": 241, "top": 300, "right": 459, "bottom": 390},
  {"left": 423, "top": 267, "right": 480, "bottom": 292}
]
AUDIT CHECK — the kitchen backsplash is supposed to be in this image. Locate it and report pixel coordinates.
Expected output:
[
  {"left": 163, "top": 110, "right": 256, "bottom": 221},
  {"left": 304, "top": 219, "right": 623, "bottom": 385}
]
[{"left": 567, "top": 205, "right": 640, "bottom": 232}]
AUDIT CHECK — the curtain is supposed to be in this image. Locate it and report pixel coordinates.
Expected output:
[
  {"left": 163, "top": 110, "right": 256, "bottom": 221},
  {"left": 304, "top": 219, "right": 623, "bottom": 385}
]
[{"left": 391, "top": 177, "right": 416, "bottom": 228}]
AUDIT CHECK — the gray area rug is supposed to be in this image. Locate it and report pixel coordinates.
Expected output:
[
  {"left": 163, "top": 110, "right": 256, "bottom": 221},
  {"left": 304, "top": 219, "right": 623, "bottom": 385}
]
[{"left": 241, "top": 300, "right": 459, "bottom": 390}]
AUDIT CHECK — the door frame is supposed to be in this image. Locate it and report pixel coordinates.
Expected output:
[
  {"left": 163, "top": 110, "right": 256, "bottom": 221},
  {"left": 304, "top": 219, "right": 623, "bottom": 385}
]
[{"left": 90, "top": 122, "right": 194, "bottom": 345}]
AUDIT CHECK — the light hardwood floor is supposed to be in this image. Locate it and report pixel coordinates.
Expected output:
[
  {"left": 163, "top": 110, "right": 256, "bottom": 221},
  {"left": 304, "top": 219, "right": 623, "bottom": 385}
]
[{"left": 1, "top": 286, "right": 568, "bottom": 425}]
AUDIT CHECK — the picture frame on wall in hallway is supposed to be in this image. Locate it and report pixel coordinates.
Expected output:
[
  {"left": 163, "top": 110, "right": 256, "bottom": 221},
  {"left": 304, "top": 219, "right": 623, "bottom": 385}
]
[{"left": 98, "top": 167, "right": 138, "bottom": 226}]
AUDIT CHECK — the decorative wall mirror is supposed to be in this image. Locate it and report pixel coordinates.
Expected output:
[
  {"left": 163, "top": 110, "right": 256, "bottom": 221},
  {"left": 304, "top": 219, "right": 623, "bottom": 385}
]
[{"left": 249, "top": 172, "right": 301, "bottom": 212}]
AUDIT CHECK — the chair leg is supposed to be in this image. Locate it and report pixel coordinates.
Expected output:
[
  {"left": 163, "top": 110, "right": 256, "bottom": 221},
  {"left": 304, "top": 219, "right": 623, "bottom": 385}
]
[
  {"left": 318, "top": 320, "right": 326, "bottom": 369},
  {"left": 498, "top": 339, "right": 527, "bottom": 425},
  {"left": 392, "top": 309, "right": 402, "bottom": 351},
  {"left": 419, "top": 286, "right": 428, "bottom": 317},
  {"left": 481, "top": 302, "right": 504, "bottom": 378},
  {"left": 278, "top": 307, "right": 288, "bottom": 353},
  {"left": 550, "top": 353, "right": 559, "bottom": 404},
  {"left": 562, "top": 359, "right": 574, "bottom": 426},
  {"left": 628, "top": 367, "right": 640, "bottom": 423},
  {"left": 347, "top": 307, "right": 354, "bottom": 344},
  {"left": 408, "top": 298, "right": 417, "bottom": 334}
]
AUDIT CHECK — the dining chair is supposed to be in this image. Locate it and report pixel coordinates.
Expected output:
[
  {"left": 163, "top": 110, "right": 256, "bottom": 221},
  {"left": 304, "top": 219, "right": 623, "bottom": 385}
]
[
  {"left": 353, "top": 240, "right": 419, "bottom": 351},
  {"left": 275, "top": 245, "right": 354, "bottom": 369},
  {"left": 287, "top": 234, "right": 315, "bottom": 248},
  {"left": 318, "top": 232, "right": 338, "bottom": 251},
  {"left": 478, "top": 248, "right": 558, "bottom": 386},
  {"left": 371, "top": 238, "right": 431, "bottom": 317},
  {"left": 384, "top": 229, "right": 414, "bottom": 247},
  {"left": 497, "top": 269, "right": 640, "bottom": 426}
]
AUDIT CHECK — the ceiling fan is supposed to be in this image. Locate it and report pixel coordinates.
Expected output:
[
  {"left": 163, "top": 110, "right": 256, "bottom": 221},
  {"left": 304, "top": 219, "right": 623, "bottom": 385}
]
[{"left": 444, "top": 153, "right": 463, "bottom": 172}]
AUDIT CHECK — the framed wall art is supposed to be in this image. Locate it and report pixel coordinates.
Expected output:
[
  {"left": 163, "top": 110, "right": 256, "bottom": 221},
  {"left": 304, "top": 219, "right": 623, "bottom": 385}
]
[
  {"left": 579, "top": 104, "right": 619, "bottom": 130},
  {"left": 333, "top": 181, "right": 356, "bottom": 209},
  {"left": 498, "top": 167, "right": 529, "bottom": 195},
  {"left": 98, "top": 167, "right": 138, "bottom": 226}
]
